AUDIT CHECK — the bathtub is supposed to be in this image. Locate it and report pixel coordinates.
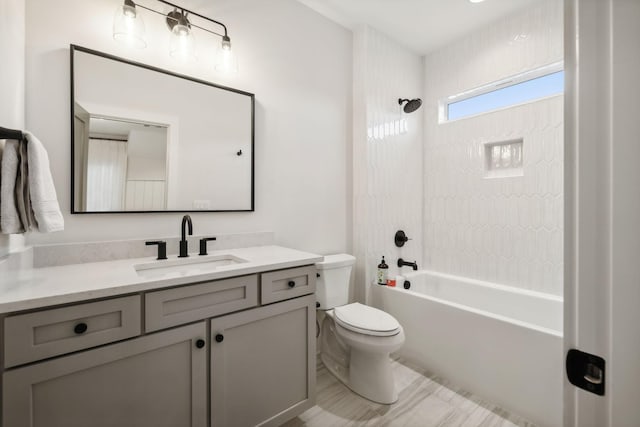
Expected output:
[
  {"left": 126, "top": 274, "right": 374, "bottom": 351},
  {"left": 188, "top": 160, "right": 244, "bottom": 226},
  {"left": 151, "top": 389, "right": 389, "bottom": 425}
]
[{"left": 371, "top": 270, "right": 563, "bottom": 427}]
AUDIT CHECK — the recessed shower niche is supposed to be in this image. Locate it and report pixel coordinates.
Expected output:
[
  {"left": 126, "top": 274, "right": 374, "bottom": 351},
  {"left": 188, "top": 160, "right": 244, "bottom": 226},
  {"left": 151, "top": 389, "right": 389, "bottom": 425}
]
[{"left": 483, "top": 138, "right": 524, "bottom": 178}]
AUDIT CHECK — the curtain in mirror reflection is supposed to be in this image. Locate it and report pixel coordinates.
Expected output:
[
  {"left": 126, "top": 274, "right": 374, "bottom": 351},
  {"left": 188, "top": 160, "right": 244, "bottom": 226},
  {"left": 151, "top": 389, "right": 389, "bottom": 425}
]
[{"left": 86, "top": 139, "right": 127, "bottom": 211}]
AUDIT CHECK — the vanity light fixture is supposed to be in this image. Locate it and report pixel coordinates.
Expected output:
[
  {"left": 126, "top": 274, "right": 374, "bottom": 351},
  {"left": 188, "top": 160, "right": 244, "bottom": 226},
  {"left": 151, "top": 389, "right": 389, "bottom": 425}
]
[{"left": 113, "top": 0, "right": 237, "bottom": 72}]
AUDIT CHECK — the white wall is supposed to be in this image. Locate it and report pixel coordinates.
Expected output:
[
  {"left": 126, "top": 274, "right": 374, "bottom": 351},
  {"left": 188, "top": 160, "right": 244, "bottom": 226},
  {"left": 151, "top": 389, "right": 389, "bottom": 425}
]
[
  {"left": 126, "top": 128, "right": 167, "bottom": 181},
  {"left": 0, "top": 0, "right": 26, "bottom": 256},
  {"left": 352, "top": 26, "right": 423, "bottom": 303},
  {"left": 422, "top": 0, "right": 564, "bottom": 295},
  {"left": 24, "top": 0, "right": 352, "bottom": 255}
]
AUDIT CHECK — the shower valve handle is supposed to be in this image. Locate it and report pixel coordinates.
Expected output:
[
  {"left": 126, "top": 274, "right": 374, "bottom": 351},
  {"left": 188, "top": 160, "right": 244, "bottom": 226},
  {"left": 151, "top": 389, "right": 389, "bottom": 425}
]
[{"left": 395, "top": 230, "right": 411, "bottom": 247}]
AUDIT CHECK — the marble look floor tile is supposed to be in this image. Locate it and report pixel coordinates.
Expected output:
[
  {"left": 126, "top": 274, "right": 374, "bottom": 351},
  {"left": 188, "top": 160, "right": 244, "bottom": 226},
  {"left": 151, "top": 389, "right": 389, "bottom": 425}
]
[
  {"left": 381, "top": 395, "right": 456, "bottom": 426},
  {"left": 282, "top": 357, "right": 536, "bottom": 427}
]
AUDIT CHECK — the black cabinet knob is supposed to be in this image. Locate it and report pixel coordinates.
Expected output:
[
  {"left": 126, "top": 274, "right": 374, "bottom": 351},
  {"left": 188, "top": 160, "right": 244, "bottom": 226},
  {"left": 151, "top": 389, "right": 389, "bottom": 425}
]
[
  {"left": 215, "top": 334, "right": 224, "bottom": 343},
  {"left": 288, "top": 281, "right": 296, "bottom": 288},
  {"left": 74, "top": 322, "right": 88, "bottom": 335},
  {"left": 316, "top": 302, "right": 321, "bottom": 308},
  {"left": 195, "top": 339, "right": 206, "bottom": 349}
]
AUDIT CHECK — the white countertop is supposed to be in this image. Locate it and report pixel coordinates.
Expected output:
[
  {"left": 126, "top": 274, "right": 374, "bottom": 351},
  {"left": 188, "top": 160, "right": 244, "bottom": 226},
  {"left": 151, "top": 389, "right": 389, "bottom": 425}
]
[{"left": 0, "top": 245, "right": 323, "bottom": 314}]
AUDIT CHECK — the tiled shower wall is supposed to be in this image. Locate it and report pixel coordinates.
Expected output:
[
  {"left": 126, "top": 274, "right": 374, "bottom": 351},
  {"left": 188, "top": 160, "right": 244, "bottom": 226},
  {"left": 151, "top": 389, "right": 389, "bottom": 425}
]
[
  {"left": 353, "top": 26, "right": 423, "bottom": 303},
  {"left": 422, "top": 0, "right": 564, "bottom": 295}
]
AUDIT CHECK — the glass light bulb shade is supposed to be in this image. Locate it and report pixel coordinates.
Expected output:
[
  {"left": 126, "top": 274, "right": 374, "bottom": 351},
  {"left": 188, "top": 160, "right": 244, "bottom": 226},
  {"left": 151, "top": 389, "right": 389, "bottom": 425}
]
[
  {"left": 113, "top": 3, "right": 146, "bottom": 49},
  {"left": 169, "top": 25, "right": 196, "bottom": 61},
  {"left": 215, "top": 43, "right": 238, "bottom": 74}
]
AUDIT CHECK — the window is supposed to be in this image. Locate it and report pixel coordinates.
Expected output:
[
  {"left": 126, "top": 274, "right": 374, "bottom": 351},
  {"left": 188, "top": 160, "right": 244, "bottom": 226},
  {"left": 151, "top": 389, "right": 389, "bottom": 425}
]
[{"left": 440, "top": 62, "right": 564, "bottom": 122}]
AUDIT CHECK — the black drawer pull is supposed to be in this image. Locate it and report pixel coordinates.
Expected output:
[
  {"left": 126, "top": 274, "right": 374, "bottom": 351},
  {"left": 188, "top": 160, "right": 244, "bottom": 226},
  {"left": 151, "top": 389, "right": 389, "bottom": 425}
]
[
  {"left": 215, "top": 334, "right": 224, "bottom": 343},
  {"left": 74, "top": 322, "right": 88, "bottom": 335},
  {"left": 288, "top": 280, "right": 296, "bottom": 288},
  {"left": 195, "top": 339, "right": 206, "bottom": 349}
]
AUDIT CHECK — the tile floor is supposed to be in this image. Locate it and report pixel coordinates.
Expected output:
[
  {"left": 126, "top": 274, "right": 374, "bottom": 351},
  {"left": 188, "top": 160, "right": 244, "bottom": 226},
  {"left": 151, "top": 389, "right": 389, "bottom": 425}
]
[{"left": 282, "top": 357, "right": 536, "bottom": 427}]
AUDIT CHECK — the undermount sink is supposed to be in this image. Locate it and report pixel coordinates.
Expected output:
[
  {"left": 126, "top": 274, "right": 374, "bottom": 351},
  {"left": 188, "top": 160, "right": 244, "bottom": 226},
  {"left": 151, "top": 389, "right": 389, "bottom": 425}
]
[{"left": 134, "top": 254, "right": 248, "bottom": 278}]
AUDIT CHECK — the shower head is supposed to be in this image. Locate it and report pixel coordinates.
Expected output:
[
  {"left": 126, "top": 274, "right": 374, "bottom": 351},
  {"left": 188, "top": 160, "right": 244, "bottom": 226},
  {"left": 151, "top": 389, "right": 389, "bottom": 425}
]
[{"left": 398, "top": 98, "right": 422, "bottom": 113}]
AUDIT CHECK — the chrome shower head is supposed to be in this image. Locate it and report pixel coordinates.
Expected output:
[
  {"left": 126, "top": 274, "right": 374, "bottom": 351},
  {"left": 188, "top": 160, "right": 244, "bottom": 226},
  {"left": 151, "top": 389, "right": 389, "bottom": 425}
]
[{"left": 398, "top": 98, "right": 422, "bottom": 113}]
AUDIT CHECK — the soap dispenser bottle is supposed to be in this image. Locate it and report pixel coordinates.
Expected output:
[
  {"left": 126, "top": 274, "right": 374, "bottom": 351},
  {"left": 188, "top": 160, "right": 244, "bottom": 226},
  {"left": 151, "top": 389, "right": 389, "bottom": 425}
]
[{"left": 377, "top": 256, "right": 389, "bottom": 285}]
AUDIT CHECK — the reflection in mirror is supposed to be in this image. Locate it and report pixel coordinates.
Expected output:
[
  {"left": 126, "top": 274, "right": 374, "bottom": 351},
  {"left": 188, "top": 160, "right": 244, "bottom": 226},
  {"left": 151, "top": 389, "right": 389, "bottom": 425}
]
[
  {"left": 83, "top": 116, "right": 168, "bottom": 211},
  {"left": 71, "top": 45, "right": 254, "bottom": 213}
]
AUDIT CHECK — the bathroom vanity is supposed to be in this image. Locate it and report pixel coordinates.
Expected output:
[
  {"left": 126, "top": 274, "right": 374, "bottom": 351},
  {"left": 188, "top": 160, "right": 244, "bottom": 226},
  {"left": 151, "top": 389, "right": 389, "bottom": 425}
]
[{"left": 0, "top": 245, "right": 321, "bottom": 427}]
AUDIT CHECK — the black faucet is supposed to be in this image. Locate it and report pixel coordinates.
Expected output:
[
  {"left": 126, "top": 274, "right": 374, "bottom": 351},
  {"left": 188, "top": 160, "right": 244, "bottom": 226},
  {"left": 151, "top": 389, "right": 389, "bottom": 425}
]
[
  {"left": 397, "top": 258, "right": 418, "bottom": 270},
  {"left": 179, "top": 215, "right": 193, "bottom": 258}
]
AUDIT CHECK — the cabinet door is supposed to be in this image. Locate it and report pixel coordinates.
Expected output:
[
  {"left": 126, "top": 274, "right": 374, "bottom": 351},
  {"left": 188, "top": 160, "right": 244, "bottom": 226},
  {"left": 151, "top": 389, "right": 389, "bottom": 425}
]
[
  {"left": 211, "top": 295, "right": 316, "bottom": 427},
  {"left": 3, "top": 322, "right": 207, "bottom": 427}
]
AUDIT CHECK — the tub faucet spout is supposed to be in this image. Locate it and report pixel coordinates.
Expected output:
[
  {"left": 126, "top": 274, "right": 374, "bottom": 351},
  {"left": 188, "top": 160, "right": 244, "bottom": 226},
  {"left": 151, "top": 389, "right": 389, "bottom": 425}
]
[{"left": 398, "top": 258, "right": 418, "bottom": 270}]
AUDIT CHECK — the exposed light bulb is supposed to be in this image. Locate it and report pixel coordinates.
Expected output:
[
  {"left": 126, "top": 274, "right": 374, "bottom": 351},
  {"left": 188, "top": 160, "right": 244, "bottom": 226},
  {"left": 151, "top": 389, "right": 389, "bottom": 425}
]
[
  {"left": 113, "top": 0, "right": 146, "bottom": 48},
  {"left": 168, "top": 10, "right": 196, "bottom": 61},
  {"left": 123, "top": 4, "right": 136, "bottom": 18},
  {"left": 170, "top": 26, "right": 196, "bottom": 61},
  {"left": 215, "top": 36, "right": 238, "bottom": 74}
]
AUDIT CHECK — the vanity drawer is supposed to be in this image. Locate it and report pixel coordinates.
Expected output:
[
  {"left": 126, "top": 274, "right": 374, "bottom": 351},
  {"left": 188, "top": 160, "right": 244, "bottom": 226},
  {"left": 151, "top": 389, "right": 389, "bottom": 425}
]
[
  {"left": 260, "top": 265, "right": 316, "bottom": 304},
  {"left": 145, "top": 274, "right": 259, "bottom": 332},
  {"left": 4, "top": 295, "right": 141, "bottom": 368}
]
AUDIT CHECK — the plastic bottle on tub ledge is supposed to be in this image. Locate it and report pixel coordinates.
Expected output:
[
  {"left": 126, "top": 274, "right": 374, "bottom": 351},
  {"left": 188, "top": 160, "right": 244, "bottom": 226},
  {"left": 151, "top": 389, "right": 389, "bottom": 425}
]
[{"left": 377, "top": 256, "right": 389, "bottom": 285}]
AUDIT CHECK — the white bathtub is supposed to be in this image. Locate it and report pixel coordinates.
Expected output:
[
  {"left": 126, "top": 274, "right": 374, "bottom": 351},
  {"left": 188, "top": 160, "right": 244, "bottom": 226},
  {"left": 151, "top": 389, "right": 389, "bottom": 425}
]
[{"left": 371, "top": 270, "right": 563, "bottom": 427}]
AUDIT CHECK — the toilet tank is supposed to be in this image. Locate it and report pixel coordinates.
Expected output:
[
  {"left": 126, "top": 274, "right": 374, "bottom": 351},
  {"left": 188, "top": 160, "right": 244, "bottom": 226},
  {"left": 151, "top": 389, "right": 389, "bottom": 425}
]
[{"left": 315, "top": 254, "right": 356, "bottom": 310}]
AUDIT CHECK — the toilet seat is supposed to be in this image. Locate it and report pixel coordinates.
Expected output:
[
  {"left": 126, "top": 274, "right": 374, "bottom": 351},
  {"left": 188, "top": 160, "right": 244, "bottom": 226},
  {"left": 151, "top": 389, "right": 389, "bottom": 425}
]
[{"left": 334, "top": 303, "right": 400, "bottom": 337}]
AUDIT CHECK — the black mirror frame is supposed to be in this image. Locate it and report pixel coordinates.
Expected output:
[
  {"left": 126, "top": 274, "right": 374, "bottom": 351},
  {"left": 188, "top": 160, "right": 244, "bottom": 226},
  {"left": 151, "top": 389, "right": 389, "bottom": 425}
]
[{"left": 69, "top": 44, "right": 255, "bottom": 214}]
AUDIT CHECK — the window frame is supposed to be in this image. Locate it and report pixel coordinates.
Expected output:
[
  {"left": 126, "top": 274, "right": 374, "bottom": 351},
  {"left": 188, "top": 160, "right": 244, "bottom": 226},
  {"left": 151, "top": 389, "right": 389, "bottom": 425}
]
[{"left": 439, "top": 61, "right": 564, "bottom": 123}]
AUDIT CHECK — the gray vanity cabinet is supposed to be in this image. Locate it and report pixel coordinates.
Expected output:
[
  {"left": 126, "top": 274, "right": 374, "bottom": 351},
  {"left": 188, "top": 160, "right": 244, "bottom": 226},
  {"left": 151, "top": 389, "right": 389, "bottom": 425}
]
[
  {"left": 210, "top": 294, "right": 316, "bottom": 427},
  {"left": 1, "top": 265, "right": 317, "bottom": 427},
  {"left": 2, "top": 322, "right": 208, "bottom": 427}
]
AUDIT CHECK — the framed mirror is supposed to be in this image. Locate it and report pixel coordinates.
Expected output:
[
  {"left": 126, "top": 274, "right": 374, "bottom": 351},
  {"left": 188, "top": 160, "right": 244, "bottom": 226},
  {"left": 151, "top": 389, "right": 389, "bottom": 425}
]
[{"left": 70, "top": 45, "right": 254, "bottom": 213}]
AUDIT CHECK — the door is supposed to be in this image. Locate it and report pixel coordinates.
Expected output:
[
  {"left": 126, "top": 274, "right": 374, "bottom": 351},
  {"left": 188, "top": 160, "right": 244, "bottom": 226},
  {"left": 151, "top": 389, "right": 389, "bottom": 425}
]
[
  {"left": 564, "top": 1, "right": 640, "bottom": 426},
  {"left": 73, "top": 103, "right": 90, "bottom": 211},
  {"left": 3, "top": 322, "right": 207, "bottom": 427},
  {"left": 210, "top": 295, "right": 316, "bottom": 427}
]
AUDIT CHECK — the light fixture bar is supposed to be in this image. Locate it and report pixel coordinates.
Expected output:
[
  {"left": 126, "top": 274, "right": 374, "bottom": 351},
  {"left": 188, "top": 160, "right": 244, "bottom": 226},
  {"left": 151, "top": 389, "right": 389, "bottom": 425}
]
[
  {"left": 156, "top": 0, "right": 228, "bottom": 37},
  {"left": 113, "top": 0, "right": 238, "bottom": 73},
  {"left": 134, "top": 3, "right": 226, "bottom": 38}
]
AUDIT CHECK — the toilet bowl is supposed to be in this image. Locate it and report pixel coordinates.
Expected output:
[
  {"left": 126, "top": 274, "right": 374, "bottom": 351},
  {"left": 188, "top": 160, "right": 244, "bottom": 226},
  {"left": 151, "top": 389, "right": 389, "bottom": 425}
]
[
  {"left": 316, "top": 255, "right": 405, "bottom": 404},
  {"left": 320, "top": 303, "right": 405, "bottom": 404}
]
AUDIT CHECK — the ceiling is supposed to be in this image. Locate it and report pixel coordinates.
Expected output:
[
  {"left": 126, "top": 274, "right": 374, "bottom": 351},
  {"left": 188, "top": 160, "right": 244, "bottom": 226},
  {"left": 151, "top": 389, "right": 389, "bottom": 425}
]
[
  {"left": 89, "top": 117, "right": 166, "bottom": 138},
  {"left": 295, "top": 0, "right": 541, "bottom": 55}
]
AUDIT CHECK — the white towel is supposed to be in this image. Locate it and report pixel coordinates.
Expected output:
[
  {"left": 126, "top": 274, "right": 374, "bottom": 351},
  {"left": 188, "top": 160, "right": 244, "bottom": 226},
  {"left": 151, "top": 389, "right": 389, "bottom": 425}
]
[
  {"left": 0, "top": 139, "right": 24, "bottom": 233},
  {"left": 16, "top": 139, "right": 37, "bottom": 230},
  {"left": 24, "top": 131, "right": 64, "bottom": 233}
]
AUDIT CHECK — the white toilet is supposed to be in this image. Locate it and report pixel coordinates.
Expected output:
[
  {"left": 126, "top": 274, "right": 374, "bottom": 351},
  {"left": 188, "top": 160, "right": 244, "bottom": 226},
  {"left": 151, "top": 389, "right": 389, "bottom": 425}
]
[{"left": 316, "top": 254, "right": 405, "bottom": 404}]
